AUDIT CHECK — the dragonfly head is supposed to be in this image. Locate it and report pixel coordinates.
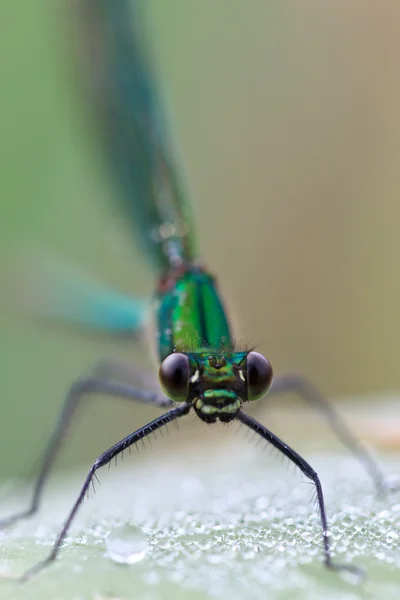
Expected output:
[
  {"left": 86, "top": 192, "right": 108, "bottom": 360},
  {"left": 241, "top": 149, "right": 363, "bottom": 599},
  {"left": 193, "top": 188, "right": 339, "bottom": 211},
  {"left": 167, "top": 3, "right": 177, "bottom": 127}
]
[{"left": 159, "top": 350, "right": 273, "bottom": 423}]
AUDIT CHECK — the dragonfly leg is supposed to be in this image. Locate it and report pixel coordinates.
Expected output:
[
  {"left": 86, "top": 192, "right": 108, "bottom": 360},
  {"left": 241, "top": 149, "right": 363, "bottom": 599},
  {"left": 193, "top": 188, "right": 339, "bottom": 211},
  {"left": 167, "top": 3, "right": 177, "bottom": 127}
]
[
  {"left": 269, "top": 374, "right": 399, "bottom": 495},
  {"left": 89, "top": 359, "right": 159, "bottom": 389},
  {"left": 237, "top": 410, "right": 364, "bottom": 578},
  {"left": 0, "top": 376, "right": 172, "bottom": 531},
  {"left": 17, "top": 403, "right": 191, "bottom": 583}
]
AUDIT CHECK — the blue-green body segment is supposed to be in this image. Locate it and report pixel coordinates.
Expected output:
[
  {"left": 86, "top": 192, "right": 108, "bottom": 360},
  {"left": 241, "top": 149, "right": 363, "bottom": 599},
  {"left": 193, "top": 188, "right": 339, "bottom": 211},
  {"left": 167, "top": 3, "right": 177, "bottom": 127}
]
[{"left": 80, "top": 0, "right": 195, "bottom": 272}]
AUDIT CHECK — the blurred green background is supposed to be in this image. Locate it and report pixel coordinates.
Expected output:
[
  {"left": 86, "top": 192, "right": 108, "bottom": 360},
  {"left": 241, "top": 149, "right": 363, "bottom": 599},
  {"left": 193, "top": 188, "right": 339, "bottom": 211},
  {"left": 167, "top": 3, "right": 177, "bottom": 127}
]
[{"left": 1, "top": 0, "right": 400, "bottom": 481}]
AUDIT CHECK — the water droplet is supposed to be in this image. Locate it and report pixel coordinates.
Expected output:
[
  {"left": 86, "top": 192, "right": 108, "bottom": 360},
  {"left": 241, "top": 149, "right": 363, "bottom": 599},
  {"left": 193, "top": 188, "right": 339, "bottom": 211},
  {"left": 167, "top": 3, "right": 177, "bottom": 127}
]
[
  {"left": 385, "top": 530, "right": 399, "bottom": 543},
  {"left": 377, "top": 510, "right": 391, "bottom": 521},
  {"left": 106, "top": 524, "right": 148, "bottom": 565}
]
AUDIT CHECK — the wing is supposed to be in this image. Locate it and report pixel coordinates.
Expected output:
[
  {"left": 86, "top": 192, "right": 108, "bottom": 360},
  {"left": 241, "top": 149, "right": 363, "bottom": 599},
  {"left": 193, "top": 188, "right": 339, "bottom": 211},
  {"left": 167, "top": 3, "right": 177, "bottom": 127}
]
[{"left": 6, "top": 252, "right": 148, "bottom": 335}]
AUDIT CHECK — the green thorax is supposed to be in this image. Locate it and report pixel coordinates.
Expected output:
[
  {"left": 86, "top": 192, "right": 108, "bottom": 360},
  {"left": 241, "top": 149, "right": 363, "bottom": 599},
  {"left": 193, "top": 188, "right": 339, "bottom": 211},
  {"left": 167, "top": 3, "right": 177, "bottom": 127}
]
[{"left": 155, "top": 266, "right": 232, "bottom": 362}]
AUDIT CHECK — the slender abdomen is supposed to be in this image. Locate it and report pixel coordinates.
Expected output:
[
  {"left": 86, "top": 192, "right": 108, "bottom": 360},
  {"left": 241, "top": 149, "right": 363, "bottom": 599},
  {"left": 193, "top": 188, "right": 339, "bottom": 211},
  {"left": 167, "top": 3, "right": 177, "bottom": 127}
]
[{"left": 78, "top": 0, "right": 196, "bottom": 272}]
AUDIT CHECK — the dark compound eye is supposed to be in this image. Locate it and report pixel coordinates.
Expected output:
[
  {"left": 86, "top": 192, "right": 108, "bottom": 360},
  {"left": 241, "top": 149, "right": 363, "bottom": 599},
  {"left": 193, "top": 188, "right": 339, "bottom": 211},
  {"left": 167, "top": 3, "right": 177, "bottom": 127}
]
[
  {"left": 159, "top": 352, "right": 190, "bottom": 402},
  {"left": 246, "top": 351, "right": 273, "bottom": 401}
]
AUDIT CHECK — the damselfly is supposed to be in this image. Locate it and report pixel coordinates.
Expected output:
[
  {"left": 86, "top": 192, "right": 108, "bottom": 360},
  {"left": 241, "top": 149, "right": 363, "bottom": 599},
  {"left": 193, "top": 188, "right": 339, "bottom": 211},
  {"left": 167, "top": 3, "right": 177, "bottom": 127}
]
[{"left": 1, "top": 0, "right": 398, "bottom": 582}]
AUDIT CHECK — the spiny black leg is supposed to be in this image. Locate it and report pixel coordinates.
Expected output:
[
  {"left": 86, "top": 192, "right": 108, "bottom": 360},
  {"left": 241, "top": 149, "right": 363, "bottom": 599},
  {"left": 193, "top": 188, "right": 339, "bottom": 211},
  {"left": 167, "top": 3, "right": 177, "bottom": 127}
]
[
  {"left": 237, "top": 410, "right": 364, "bottom": 578},
  {"left": 269, "top": 374, "right": 399, "bottom": 495},
  {"left": 18, "top": 403, "right": 190, "bottom": 583},
  {"left": 0, "top": 376, "right": 172, "bottom": 531}
]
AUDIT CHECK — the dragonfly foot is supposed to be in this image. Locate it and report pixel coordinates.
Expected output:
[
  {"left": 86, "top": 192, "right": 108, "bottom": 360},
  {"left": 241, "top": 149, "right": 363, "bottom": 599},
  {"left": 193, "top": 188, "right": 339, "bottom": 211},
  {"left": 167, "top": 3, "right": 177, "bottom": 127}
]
[{"left": 326, "top": 560, "right": 365, "bottom": 584}]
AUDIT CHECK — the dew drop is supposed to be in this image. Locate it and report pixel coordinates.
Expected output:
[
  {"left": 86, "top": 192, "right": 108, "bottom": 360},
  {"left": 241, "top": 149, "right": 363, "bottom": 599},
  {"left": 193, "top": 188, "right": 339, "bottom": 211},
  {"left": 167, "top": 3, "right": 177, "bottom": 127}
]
[
  {"left": 106, "top": 524, "right": 148, "bottom": 565},
  {"left": 385, "top": 530, "right": 399, "bottom": 543}
]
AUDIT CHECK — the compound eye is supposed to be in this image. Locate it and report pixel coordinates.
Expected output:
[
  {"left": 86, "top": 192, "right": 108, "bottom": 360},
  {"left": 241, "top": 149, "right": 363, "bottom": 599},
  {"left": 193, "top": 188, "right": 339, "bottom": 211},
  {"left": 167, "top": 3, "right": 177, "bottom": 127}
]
[
  {"left": 247, "top": 351, "right": 273, "bottom": 401},
  {"left": 159, "top": 353, "right": 190, "bottom": 402}
]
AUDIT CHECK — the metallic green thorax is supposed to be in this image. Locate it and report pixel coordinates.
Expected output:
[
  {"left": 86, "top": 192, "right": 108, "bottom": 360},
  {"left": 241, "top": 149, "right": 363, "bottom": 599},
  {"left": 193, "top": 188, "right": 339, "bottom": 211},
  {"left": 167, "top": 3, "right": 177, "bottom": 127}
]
[
  {"left": 155, "top": 266, "right": 249, "bottom": 422},
  {"left": 156, "top": 266, "right": 232, "bottom": 361}
]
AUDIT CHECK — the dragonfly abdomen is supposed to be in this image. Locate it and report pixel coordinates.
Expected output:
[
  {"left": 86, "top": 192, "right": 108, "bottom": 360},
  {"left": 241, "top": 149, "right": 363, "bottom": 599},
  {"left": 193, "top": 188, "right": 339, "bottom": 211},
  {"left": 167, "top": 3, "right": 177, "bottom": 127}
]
[{"left": 79, "top": 0, "right": 196, "bottom": 273}]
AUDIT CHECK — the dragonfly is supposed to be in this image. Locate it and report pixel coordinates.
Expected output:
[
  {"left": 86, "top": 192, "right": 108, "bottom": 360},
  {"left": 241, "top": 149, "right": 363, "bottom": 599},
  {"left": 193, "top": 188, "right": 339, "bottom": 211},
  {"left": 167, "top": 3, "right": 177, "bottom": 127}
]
[{"left": 1, "top": 0, "right": 397, "bottom": 583}]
